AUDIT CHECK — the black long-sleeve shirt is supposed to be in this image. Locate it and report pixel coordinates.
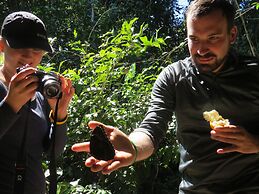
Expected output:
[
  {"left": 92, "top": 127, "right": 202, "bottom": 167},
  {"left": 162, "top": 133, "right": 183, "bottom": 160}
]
[
  {"left": 135, "top": 51, "right": 259, "bottom": 193},
  {"left": 0, "top": 82, "right": 67, "bottom": 194}
]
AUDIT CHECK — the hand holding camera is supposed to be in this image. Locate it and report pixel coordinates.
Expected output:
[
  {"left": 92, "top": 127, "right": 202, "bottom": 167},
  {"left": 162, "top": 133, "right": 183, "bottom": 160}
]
[
  {"left": 5, "top": 65, "right": 61, "bottom": 113},
  {"left": 4, "top": 65, "right": 74, "bottom": 119},
  {"left": 16, "top": 66, "right": 61, "bottom": 99},
  {"left": 4, "top": 66, "right": 40, "bottom": 112}
]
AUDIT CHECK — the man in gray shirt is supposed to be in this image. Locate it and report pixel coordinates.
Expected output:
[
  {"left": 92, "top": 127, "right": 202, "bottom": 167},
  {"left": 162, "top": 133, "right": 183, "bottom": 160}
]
[{"left": 72, "top": 0, "right": 259, "bottom": 193}]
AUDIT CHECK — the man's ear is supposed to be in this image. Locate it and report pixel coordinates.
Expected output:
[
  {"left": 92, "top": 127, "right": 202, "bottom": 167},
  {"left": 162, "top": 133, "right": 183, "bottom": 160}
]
[{"left": 230, "top": 26, "right": 238, "bottom": 44}]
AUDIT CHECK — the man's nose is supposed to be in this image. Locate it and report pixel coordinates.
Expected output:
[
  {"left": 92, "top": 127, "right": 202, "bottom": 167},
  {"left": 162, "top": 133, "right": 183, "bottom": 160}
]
[{"left": 197, "top": 42, "right": 210, "bottom": 56}]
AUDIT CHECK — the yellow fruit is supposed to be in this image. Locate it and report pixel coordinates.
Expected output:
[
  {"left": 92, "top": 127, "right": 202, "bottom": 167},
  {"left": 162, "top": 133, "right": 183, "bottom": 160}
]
[{"left": 203, "top": 110, "right": 229, "bottom": 129}]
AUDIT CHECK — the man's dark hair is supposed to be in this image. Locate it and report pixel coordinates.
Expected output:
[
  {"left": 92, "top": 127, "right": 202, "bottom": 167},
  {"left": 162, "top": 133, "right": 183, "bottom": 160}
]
[{"left": 185, "top": 0, "right": 236, "bottom": 31}]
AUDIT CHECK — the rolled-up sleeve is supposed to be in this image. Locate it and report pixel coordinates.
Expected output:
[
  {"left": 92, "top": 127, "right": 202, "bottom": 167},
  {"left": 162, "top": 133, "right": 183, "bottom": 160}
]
[{"left": 134, "top": 65, "right": 177, "bottom": 149}]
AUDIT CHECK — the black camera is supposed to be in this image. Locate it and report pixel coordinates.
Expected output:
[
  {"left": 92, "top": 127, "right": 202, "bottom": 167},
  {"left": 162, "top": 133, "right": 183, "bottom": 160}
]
[{"left": 16, "top": 66, "right": 62, "bottom": 99}]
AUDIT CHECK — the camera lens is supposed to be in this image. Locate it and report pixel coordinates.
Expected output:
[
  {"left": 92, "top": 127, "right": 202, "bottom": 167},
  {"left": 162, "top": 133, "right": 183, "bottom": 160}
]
[{"left": 43, "top": 80, "right": 61, "bottom": 98}]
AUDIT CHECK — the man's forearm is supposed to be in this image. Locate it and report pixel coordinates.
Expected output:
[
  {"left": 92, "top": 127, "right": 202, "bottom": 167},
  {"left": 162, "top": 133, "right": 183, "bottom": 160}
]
[{"left": 128, "top": 131, "right": 155, "bottom": 162}]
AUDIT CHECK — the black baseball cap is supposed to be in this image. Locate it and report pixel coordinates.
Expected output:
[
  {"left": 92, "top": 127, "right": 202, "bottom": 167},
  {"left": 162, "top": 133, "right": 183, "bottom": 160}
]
[{"left": 1, "top": 11, "right": 53, "bottom": 53}]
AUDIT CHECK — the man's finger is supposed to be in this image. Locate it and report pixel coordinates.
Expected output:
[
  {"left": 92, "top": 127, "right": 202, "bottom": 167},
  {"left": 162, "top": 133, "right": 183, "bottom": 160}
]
[
  {"left": 217, "top": 146, "right": 237, "bottom": 154},
  {"left": 88, "top": 120, "right": 105, "bottom": 129},
  {"left": 85, "top": 156, "right": 99, "bottom": 167},
  {"left": 71, "top": 142, "right": 90, "bottom": 152},
  {"left": 90, "top": 160, "right": 111, "bottom": 172},
  {"left": 102, "top": 160, "right": 122, "bottom": 174},
  {"left": 88, "top": 120, "right": 115, "bottom": 133}
]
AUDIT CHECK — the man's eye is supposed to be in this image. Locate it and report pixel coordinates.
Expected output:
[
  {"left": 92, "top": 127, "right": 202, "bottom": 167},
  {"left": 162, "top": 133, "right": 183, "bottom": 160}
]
[
  {"left": 209, "top": 36, "right": 219, "bottom": 41},
  {"left": 189, "top": 37, "right": 198, "bottom": 42}
]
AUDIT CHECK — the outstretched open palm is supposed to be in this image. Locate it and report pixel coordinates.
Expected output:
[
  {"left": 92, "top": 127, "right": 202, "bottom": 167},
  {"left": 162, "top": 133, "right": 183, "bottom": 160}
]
[{"left": 71, "top": 121, "right": 136, "bottom": 174}]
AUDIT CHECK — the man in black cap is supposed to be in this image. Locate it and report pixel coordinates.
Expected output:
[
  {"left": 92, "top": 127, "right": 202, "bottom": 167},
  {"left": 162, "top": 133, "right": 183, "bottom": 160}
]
[
  {"left": 0, "top": 11, "right": 74, "bottom": 194},
  {"left": 1, "top": 11, "right": 53, "bottom": 53}
]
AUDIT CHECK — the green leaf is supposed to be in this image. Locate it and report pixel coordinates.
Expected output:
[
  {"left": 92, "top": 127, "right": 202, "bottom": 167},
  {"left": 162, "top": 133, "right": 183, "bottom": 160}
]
[
  {"left": 125, "top": 63, "right": 136, "bottom": 82},
  {"left": 140, "top": 36, "right": 152, "bottom": 46},
  {"left": 252, "top": 2, "right": 259, "bottom": 10},
  {"left": 73, "top": 29, "right": 78, "bottom": 39}
]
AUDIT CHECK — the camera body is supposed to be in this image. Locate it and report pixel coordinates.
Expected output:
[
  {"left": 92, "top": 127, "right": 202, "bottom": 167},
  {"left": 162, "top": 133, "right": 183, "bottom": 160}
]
[{"left": 16, "top": 66, "right": 62, "bottom": 99}]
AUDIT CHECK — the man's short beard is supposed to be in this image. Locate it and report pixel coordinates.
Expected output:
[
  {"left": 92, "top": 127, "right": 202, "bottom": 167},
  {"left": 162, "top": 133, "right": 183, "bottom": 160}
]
[{"left": 192, "top": 54, "right": 228, "bottom": 73}]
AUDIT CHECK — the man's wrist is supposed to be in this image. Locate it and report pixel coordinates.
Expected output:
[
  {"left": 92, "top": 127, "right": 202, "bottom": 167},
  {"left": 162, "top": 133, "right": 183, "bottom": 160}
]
[{"left": 130, "top": 140, "right": 138, "bottom": 164}]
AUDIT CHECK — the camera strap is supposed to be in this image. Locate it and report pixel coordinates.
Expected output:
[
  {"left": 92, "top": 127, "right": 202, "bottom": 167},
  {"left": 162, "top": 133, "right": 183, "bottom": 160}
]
[
  {"left": 13, "top": 96, "right": 60, "bottom": 194},
  {"left": 13, "top": 100, "right": 31, "bottom": 194},
  {"left": 49, "top": 97, "right": 60, "bottom": 194}
]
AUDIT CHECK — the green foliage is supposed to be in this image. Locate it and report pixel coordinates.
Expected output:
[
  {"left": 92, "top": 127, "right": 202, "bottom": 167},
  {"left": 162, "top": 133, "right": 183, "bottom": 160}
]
[
  {"left": 252, "top": 2, "right": 259, "bottom": 10},
  {"left": 57, "top": 181, "right": 112, "bottom": 194},
  {"left": 1, "top": 0, "right": 258, "bottom": 193},
  {"left": 234, "top": 0, "right": 259, "bottom": 56},
  {"left": 66, "top": 18, "right": 166, "bottom": 129},
  {"left": 54, "top": 18, "right": 181, "bottom": 194}
]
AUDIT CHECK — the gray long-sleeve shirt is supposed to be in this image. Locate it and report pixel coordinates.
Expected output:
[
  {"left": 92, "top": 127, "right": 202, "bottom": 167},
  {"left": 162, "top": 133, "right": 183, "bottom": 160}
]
[
  {"left": 135, "top": 51, "right": 259, "bottom": 193},
  {"left": 0, "top": 81, "right": 67, "bottom": 194}
]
